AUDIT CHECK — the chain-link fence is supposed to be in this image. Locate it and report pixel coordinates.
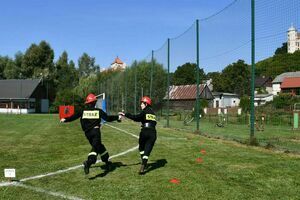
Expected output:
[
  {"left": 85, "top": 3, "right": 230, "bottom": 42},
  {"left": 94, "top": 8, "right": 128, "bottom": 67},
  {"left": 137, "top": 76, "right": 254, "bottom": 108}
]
[{"left": 95, "top": 0, "right": 300, "bottom": 153}]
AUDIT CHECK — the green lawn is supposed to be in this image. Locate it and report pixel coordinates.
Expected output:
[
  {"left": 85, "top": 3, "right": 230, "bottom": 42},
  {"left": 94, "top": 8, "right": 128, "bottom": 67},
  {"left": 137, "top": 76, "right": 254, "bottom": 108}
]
[
  {"left": 159, "top": 118, "right": 300, "bottom": 153},
  {"left": 0, "top": 114, "right": 299, "bottom": 200}
]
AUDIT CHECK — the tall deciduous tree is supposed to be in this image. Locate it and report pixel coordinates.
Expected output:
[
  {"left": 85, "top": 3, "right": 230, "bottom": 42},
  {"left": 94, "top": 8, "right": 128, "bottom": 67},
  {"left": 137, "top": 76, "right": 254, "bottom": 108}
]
[
  {"left": 172, "top": 62, "right": 206, "bottom": 85},
  {"left": 207, "top": 72, "right": 222, "bottom": 92},
  {"left": 0, "top": 56, "right": 11, "bottom": 79},
  {"left": 256, "top": 50, "right": 300, "bottom": 78},
  {"left": 3, "top": 52, "right": 23, "bottom": 79},
  {"left": 221, "top": 59, "right": 250, "bottom": 96},
  {"left": 78, "top": 53, "right": 100, "bottom": 77},
  {"left": 21, "top": 41, "right": 55, "bottom": 79}
]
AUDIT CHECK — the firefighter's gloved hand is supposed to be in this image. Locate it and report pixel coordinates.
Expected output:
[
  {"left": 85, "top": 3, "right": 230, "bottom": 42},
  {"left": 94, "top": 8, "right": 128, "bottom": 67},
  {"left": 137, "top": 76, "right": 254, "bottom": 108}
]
[
  {"left": 117, "top": 115, "right": 122, "bottom": 122},
  {"left": 118, "top": 112, "right": 124, "bottom": 122},
  {"left": 118, "top": 112, "right": 125, "bottom": 122},
  {"left": 60, "top": 118, "right": 66, "bottom": 123},
  {"left": 118, "top": 112, "right": 125, "bottom": 116}
]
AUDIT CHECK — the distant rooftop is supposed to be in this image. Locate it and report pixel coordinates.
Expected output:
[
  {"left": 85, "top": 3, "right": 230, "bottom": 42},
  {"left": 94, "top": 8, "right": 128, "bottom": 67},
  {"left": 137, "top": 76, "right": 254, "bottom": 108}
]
[
  {"left": 0, "top": 79, "right": 41, "bottom": 99},
  {"left": 111, "top": 57, "right": 124, "bottom": 65},
  {"left": 272, "top": 71, "right": 300, "bottom": 83},
  {"left": 164, "top": 84, "right": 214, "bottom": 100},
  {"left": 281, "top": 77, "right": 300, "bottom": 88}
]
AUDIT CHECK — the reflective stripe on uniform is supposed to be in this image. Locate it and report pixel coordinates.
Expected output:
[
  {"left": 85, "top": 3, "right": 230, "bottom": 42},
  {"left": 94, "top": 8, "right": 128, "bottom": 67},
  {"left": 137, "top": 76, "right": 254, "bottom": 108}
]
[
  {"left": 145, "top": 114, "right": 156, "bottom": 121},
  {"left": 140, "top": 151, "right": 145, "bottom": 155},
  {"left": 99, "top": 151, "right": 108, "bottom": 157},
  {"left": 82, "top": 110, "right": 100, "bottom": 119},
  {"left": 142, "top": 155, "right": 149, "bottom": 160},
  {"left": 88, "top": 152, "right": 97, "bottom": 156}
]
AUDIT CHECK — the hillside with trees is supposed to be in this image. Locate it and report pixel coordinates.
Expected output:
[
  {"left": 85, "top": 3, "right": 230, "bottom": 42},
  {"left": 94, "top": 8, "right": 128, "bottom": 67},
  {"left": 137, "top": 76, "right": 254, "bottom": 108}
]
[
  {"left": 0, "top": 40, "right": 299, "bottom": 113},
  {"left": 256, "top": 44, "right": 300, "bottom": 78}
]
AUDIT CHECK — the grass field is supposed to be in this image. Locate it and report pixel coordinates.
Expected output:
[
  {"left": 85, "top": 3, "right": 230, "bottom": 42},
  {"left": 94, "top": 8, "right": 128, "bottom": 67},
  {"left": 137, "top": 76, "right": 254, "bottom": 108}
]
[
  {"left": 0, "top": 114, "right": 300, "bottom": 200},
  {"left": 159, "top": 117, "right": 300, "bottom": 153}
]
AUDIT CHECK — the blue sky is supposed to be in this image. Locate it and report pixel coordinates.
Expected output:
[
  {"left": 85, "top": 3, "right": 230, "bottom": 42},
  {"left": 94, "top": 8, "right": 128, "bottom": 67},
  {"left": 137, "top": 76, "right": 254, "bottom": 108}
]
[
  {"left": 1, "top": 0, "right": 235, "bottom": 70},
  {"left": 1, "top": 0, "right": 297, "bottom": 72}
]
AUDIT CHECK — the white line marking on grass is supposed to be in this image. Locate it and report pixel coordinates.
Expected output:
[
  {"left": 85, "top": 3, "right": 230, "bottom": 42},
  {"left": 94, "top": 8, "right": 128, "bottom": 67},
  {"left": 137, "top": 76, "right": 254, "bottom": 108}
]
[
  {"left": 18, "top": 145, "right": 138, "bottom": 183},
  {"left": 105, "top": 124, "right": 139, "bottom": 139},
  {"left": 0, "top": 181, "right": 17, "bottom": 187},
  {"left": 0, "top": 124, "right": 139, "bottom": 200},
  {"left": 0, "top": 145, "right": 138, "bottom": 199},
  {"left": 109, "top": 145, "right": 138, "bottom": 159},
  {"left": 159, "top": 136, "right": 187, "bottom": 140},
  {"left": 16, "top": 183, "right": 84, "bottom": 200},
  {"left": 1, "top": 127, "right": 138, "bottom": 183}
]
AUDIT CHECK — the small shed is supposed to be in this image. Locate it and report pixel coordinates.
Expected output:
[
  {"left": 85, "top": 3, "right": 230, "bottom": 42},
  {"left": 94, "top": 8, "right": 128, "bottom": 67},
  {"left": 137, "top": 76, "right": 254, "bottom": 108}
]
[
  {"left": 254, "top": 94, "right": 274, "bottom": 106},
  {"left": 212, "top": 92, "right": 240, "bottom": 108}
]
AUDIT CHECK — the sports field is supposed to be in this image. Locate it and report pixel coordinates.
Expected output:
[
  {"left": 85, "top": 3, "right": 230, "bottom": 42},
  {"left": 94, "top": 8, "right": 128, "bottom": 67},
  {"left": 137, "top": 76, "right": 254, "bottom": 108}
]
[{"left": 0, "top": 114, "right": 299, "bottom": 200}]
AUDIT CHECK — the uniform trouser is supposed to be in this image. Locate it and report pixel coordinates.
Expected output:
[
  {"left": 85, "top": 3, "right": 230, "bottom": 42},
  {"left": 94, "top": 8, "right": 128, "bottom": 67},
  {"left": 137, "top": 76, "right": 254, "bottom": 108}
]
[
  {"left": 85, "top": 128, "right": 109, "bottom": 166},
  {"left": 139, "top": 128, "right": 157, "bottom": 165}
]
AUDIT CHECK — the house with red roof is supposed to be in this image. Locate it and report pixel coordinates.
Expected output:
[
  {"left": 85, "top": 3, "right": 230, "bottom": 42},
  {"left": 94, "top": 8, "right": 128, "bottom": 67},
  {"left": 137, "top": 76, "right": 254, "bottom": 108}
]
[
  {"left": 281, "top": 77, "right": 300, "bottom": 95},
  {"left": 100, "top": 57, "right": 127, "bottom": 72},
  {"left": 111, "top": 56, "right": 126, "bottom": 71},
  {"left": 272, "top": 71, "right": 300, "bottom": 95}
]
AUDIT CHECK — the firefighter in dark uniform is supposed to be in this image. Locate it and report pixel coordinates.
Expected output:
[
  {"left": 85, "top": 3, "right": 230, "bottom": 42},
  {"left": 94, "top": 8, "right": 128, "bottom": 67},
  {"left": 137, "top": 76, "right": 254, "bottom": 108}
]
[
  {"left": 119, "top": 96, "right": 157, "bottom": 175},
  {"left": 60, "top": 93, "right": 121, "bottom": 174}
]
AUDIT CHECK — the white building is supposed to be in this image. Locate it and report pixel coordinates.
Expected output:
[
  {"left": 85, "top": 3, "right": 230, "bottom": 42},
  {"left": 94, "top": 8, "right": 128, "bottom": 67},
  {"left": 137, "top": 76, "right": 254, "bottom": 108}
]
[
  {"left": 100, "top": 57, "right": 127, "bottom": 72},
  {"left": 254, "top": 94, "right": 274, "bottom": 106},
  {"left": 111, "top": 57, "right": 126, "bottom": 71},
  {"left": 212, "top": 92, "right": 240, "bottom": 108},
  {"left": 287, "top": 25, "right": 300, "bottom": 53}
]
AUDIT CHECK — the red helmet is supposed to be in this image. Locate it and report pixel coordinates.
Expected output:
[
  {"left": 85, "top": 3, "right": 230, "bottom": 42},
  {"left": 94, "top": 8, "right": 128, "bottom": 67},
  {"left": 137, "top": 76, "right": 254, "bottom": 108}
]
[
  {"left": 85, "top": 93, "right": 97, "bottom": 104},
  {"left": 140, "top": 96, "right": 152, "bottom": 106}
]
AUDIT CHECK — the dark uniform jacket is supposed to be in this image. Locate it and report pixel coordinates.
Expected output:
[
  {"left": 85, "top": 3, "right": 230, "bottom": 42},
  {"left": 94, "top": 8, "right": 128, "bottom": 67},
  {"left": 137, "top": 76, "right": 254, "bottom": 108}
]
[
  {"left": 64, "top": 108, "right": 118, "bottom": 132},
  {"left": 125, "top": 106, "right": 156, "bottom": 129}
]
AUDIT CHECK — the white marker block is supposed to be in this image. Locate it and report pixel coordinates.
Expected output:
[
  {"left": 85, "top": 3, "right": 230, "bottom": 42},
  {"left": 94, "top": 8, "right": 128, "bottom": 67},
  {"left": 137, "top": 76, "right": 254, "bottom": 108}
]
[{"left": 4, "top": 168, "right": 16, "bottom": 178}]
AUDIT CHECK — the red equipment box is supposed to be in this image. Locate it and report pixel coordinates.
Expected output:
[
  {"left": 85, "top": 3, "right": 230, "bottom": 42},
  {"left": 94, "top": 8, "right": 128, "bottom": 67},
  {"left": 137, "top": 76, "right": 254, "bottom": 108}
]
[{"left": 59, "top": 105, "right": 74, "bottom": 119}]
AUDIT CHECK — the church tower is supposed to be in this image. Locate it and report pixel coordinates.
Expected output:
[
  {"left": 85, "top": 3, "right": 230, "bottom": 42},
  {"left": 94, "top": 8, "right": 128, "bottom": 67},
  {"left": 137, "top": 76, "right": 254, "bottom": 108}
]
[
  {"left": 110, "top": 57, "right": 126, "bottom": 71},
  {"left": 287, "top": 25, "right": 300, "bottom": 53}
]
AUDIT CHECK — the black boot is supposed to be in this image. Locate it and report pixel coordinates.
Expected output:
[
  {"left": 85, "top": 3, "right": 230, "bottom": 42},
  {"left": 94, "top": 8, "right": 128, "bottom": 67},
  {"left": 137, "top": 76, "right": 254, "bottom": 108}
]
[
  {"left": 139, "top": 164, "right": 145, "bottom": 175},
  {"left": 139, "top": 159, "right": 148, "bottom": 175},
  {"left": 83, "top": 161, "right": 90, "bottom": 175},
  {"left": 105, "top": 161, "right": 112, "bottom": 172}
]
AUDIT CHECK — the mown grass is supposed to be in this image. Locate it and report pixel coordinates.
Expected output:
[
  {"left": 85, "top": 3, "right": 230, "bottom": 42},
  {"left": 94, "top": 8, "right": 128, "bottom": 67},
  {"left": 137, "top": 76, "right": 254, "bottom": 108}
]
[
  {"left": 0, "top": 114, "right": 300, "bottom": 200},
  {"left": 159, "top": 118, "right": 300, "bottom": 153}
]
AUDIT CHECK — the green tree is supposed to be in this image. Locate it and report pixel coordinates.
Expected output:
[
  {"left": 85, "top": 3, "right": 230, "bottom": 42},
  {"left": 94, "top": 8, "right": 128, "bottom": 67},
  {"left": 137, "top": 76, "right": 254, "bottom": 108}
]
[
  {"left": 172, "top": 62, "right": 206, "bottom": 85},
  {"left": 207, "top": 72, "right": 222, "bottom": 92},
  {"left": 0, "top": 56, "right": 11, "bottom": 79},
  {"left": 55, "top": 51, "right": 79, "bottom": 90},
  {"left": 272, "top": 93, "right": 293, "bottom": 109},
  {"left": 274, "top": 42, "right": 287, "bottom": 55},
  {"left": 74, "top": 75, "right": 98, "bottom": 99},
  {"left": 22, "top": 41, "right": 55, "bottom": 79},
  {"left": 221, "top": 60, "right": 250, "bottom": 96},
  {"left": 78, "top": 53, "right": 100, "bottom": 77},
  {"left": 3, "top": 52, "right": 23, "bottom": 79},
  {"left": 256, "top": 50, "right": 300, "bottom": 78},
  {"left": 239, "top": 95, "right": 250, "bottom": 113},
  {"left": 50, "top": 89, "right": 83, "bottom": 113}
]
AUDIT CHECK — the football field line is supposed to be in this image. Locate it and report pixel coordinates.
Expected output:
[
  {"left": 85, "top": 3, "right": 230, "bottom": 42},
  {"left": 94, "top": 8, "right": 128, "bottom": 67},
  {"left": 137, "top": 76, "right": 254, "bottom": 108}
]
[
  {"left": 0, "top": 124, "right": 138, "bottom": 200},
  {"left": 105, "top": 123, "right": 139, "bottom": 139}
]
